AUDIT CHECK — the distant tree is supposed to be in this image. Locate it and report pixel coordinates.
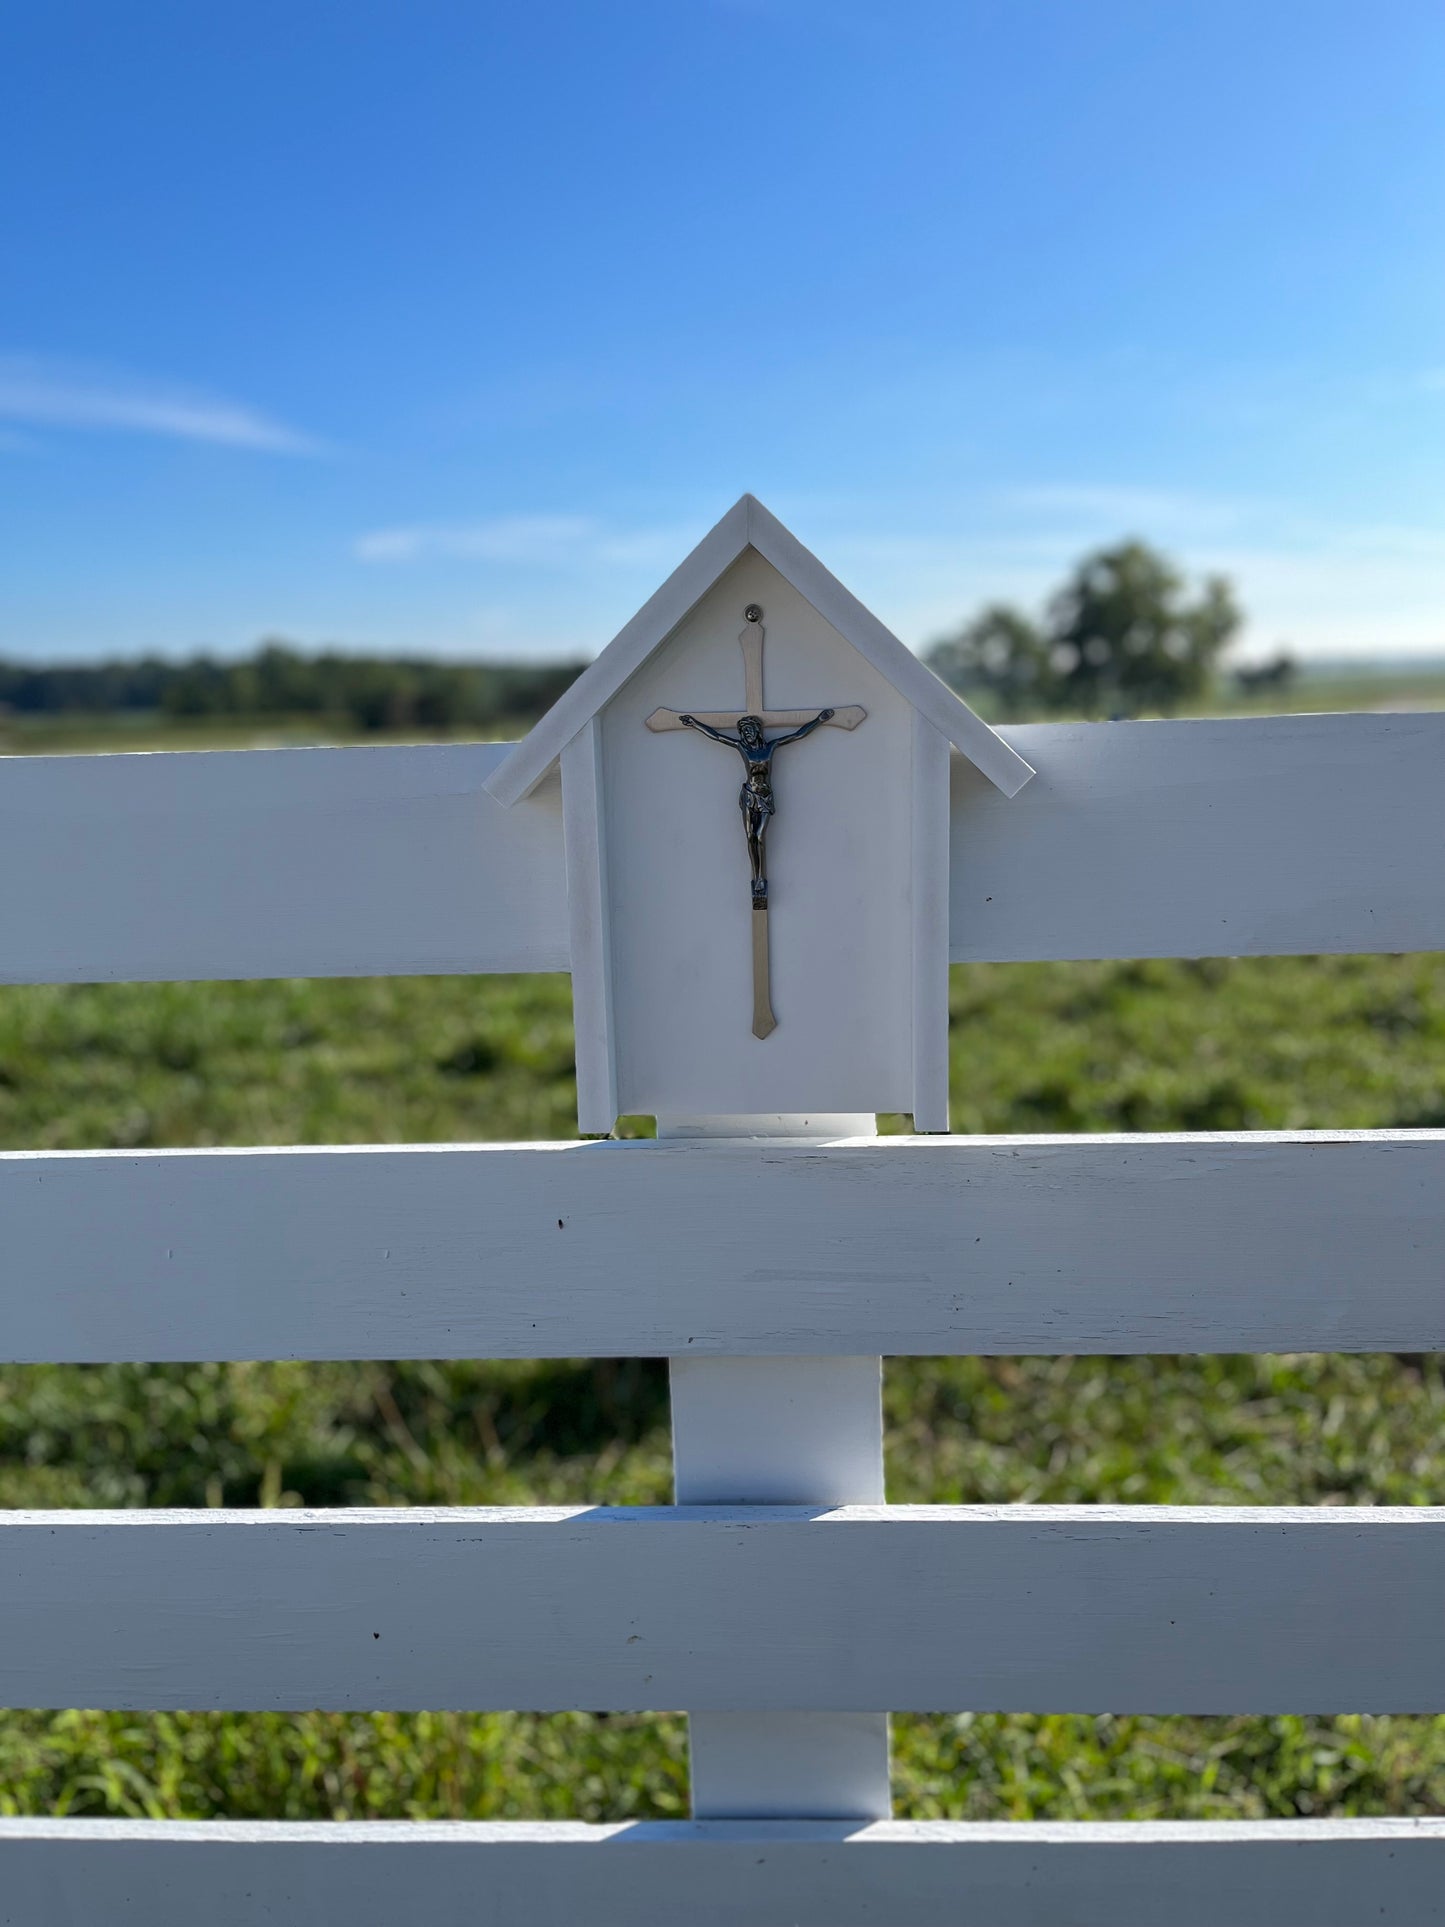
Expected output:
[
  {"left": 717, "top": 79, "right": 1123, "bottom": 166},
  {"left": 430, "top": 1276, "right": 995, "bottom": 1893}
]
[
  {"left": 1233, "top": 650, "right": 1297, "bottom": 697},
  {"left": 927, "top": 605, "right": 1055, "bottom": 717},
  {"left": 927, "top": 540, "right": 1242, "bottom": 718}
]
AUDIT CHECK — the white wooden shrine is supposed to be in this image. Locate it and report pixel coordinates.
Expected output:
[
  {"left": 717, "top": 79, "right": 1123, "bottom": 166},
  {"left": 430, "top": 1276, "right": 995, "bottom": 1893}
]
[{"left": 487, "top": 494, "right": 1032, "bottom": 1133}]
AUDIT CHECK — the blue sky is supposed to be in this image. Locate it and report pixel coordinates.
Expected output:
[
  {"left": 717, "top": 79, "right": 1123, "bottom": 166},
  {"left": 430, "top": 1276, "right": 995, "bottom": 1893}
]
[{"left": 3, "top": 0, "right": 1443, "bottom": 664}]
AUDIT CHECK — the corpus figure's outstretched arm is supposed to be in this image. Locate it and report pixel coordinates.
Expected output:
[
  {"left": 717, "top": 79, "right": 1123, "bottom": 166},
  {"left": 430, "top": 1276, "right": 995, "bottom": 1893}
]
[
  {"left": 678, "top": 715, "right": 742, "bottom": 748},
  {"left": 769, "top": 706, "right": 834, "bottom": 748}
]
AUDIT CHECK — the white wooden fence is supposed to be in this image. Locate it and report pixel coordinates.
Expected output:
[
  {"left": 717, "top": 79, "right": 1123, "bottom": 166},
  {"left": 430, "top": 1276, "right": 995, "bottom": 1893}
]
[{"left": 2, "top": 713, "right": 1444, "bottom": 1924}]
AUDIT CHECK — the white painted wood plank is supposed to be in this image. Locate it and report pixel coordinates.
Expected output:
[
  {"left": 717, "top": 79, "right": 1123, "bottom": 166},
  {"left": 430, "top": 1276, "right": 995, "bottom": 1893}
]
[
  {"left": 0, "top": 742, "right": 568, "bottom": 984},
  {"left": 4, "top": 714, "right": 1441, "bottom": 988},
  {"left": 601, "top": 547, "right": 917, "bottom": 1116},
  {"left": 665, "top": 1115, "right": 890, "bottom": 1821},
  {"left": 910, "top": 713, "right": 951, "bottom": 1131},
  {"left": 951, "top": 712, "right": 1445, "bottom": 961},
  {"left": 5, "top": 1819, "right": 1441, "bottom": 1927},
  {"left": 3, "top": 1132, "right": 1440, "bottom": 1362},
  {"left": 3, "top": 1506, "right": 1442, "bottom": 1714},
  {"left": 671, "top": 1357, "right": 885, "bottom": 1508},
  {"left": 560, "top": 720, "right": 617, "bottom": 1135},
  {"left": 683, "top": 1711, "right": 889, "bottom": 1824},
  {"left": 672, "top": 1352, "right": 889, "bottom": 1819}
]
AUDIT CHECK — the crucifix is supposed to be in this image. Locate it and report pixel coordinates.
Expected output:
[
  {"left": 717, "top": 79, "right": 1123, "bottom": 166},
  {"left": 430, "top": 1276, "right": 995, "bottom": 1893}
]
[{"left": 645, "top": 604, "right": 866, "bottom": 1039}]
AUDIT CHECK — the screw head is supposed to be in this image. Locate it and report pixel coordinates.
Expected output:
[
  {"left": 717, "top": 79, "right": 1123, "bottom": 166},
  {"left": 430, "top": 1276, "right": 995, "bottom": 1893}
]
[{"left": 743, "top": 603, "right": 763, "bottom": 623}]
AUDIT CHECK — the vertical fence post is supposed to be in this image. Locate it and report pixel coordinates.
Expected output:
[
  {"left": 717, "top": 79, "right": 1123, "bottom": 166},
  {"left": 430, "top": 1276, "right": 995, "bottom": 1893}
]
[{"left": 661, "top": 1112, "right": 892, "bottom": 1822}]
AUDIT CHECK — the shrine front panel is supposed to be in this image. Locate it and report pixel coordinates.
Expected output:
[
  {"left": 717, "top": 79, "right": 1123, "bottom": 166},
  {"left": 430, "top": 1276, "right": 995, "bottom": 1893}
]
[{"left": 601, "top": 550, "right": 915, "bottom": 1118}]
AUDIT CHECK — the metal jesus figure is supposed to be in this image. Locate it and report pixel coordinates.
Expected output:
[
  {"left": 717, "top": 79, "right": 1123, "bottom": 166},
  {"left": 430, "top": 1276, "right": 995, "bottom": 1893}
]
[
  {"left": 644, "top": 605, "right": 867, "bottom": 1040},
  {"left": 676, "top": 708, "right": 835, "bottom": 910}
]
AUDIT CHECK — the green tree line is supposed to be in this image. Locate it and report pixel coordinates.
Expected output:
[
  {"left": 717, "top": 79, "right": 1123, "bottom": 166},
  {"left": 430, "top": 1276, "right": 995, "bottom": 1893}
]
[
  {"left": 0, "top": 642, "right": 586, "bottom": 734},
  {"left": 1, "top": 542, "right": 1290, "bottom": 734}
]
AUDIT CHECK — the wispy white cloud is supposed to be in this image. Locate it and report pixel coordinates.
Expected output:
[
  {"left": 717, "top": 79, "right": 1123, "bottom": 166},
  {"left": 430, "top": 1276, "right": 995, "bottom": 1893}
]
[
  {"left": 0, "top": 355, "right": 320, "bottom": 453},
  {"left": 354, "top": 512, "right": 686, "bottom": 570}
]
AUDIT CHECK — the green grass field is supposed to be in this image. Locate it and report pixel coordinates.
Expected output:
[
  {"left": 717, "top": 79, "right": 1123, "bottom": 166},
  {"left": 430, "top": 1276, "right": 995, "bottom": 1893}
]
[{"left": 2, "top": 952, "right": 1444, "bottom": 1821}]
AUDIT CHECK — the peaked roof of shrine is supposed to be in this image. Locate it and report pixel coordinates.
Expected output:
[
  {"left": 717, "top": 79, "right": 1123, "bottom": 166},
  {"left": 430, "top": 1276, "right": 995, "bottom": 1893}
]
[{"left": 484, "top": 493, "right": 1035, "bottom": 805}]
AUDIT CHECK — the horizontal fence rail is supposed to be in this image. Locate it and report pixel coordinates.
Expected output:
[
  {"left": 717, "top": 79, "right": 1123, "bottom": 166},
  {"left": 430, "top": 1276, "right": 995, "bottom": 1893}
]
[
  {"left": 3, "top": 1131, "right": 1441, "bottom": 1361},
  {"left": 949, "top": 712, "right": 1445, "bottom": 962},
  {"left": 0, "top": 742, "right": 569, "bottom": 983},
  {"left": 2, "top": 1819, "right": 1442, "bottom": 1927},
  {"left": 3, "top": 713, "right": 1442, "bottom": 986},
  {"left": 3, "top": 1506, "right": 1442, "bottom": 1714}
]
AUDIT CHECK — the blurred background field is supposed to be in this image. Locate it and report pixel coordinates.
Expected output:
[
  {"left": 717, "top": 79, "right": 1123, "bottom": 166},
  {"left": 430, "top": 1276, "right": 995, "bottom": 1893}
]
[
  {"left": 4, "top": 640, "right": 1445, "bottom": 761},
  {"left": 3, "top": 534, "right": 1445, "bottom": 760},
  {"left": 1, "top": 951, "right": 1443, "bottom": 1821},
  {"left": 7, "top": 655, "right": 1445, "bottom": 758}
]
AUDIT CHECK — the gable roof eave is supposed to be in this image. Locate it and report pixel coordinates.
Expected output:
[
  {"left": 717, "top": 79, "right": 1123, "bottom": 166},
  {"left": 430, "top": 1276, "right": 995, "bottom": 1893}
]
[
  {"left": 742, "top": 497, "right": 1034, "bottom": 799},
  {"left": 484, "top": 494, "right": 1033, "bottom": 806},
  {"left": 482, "top": 498, "right": 752, "bottom": 807}
]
